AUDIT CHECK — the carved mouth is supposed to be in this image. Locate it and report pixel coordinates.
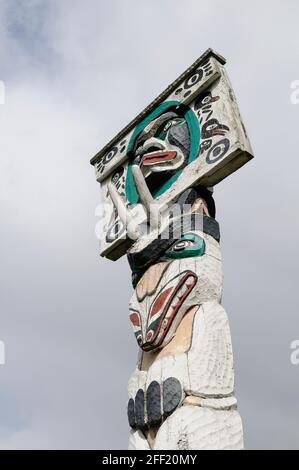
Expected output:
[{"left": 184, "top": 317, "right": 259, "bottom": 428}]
[
  {"left": 140, "top": 151, "right": 177, "bottom": 167},
  {"left": 142, "top": 271, "right": 197, "bottom": 351},
  {"left": 211, "top": 129, "right": 226, "bottom": 136}
]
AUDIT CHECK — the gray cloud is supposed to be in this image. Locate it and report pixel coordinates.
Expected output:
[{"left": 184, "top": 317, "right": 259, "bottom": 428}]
[{"left": 0, "top": 0, "right": 299, "bottom": 449}]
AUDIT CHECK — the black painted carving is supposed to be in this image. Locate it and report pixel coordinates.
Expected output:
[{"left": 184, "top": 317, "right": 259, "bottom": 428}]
[
  {"left": 176, "top": 188, "right": 198, "bottom": 207},
  {"left": 103, "top": 146, "right": 118, "bottom": 164},
  {"left": 202, "top": 119, "right": 229, "bottom": 139},
  {"left": 95, "top": 146, "right": 119, "bottom": 175},
  {"left": 128, "top": 212, "right": 220, "bottom": 287},
  {"left": 194, "top": 91, "right": 219, "bottom": 111},
  {"left": 127, "top": 398, "right": 136, "bottom": 429},
  {"left": 199, "top": 139, "right": 212, "bottom": 154},
  {"left": 163, "top": 377, "right": 182, "bottom": 417},
  {"left": 175, "top": 87, "right": 183, "bottom": 95},
  {"left": 184, "top": 69, "right": 204, "bottom": 89},
  {"left": 168, "top": 122, "right": 190, "bottom": 157},
  {"left": 206, "top": 138, "right": 230, "bottom": 164},
  {"left": 195, "top": 91, "right": 220, "bottom": 124},
  {"left": 105, "top": 168, "right": 126, "bottom": 243},
  {"left": 106, "top": 219, "right": 125, "bottom": 243},
  {"left": 202, "top": 60, "right": 213, "bottom": 76},
  {"left": 135, "top": 389, "right": 145, "bottom": 429},
  {"left": 111, "top": 166, "right": 125, "bottom": 194},
  {"left": 95, "top": 158, "right": 105, "bottom": 175},
  {"left": 146, "top": 381, "right": 162, "bottom": 427}
]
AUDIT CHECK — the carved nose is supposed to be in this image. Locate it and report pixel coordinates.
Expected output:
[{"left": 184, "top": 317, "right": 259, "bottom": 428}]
[{"left": 136, "top": 261, "right": 170, "bottom": 301}]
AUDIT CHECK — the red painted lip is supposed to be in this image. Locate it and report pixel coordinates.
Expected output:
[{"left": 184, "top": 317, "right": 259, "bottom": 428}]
[
  {"left": 140, "top": 151, "right": 177, "bottom": 166},
  {"left": 142, "top": 271, "right": 197, "bottom": 351},
  {"left": 211, "top": 129, "right": 226, "bottom": 136}
]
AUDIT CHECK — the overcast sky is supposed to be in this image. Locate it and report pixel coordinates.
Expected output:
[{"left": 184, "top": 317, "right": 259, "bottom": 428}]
[{"left": 0, "top": 0, "right": 299, "bottom": 449}]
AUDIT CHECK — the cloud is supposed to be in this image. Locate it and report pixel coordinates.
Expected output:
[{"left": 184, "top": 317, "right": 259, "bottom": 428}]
[{"left": 0, "top": 0, "right": 299, "bottom": 449}]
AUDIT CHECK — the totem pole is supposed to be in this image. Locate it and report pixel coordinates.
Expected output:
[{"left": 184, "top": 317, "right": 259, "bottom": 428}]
[{"left": 90, "top": 49, "right": 253, "bottom": 450}]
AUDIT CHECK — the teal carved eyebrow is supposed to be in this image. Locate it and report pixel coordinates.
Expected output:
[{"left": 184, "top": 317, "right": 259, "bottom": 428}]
[{"left": 165, "top": 234, "right": 205, "bottom": 259}]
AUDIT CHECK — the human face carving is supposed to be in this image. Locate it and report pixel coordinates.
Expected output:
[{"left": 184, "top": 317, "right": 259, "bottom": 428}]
[{"left": 131, "top": 111, "right": 190, "bottom": 196}]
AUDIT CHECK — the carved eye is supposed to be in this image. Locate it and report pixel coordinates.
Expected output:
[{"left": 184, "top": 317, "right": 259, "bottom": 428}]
[
  {"left": 206, "top": 123, "right": 218, "bottom": 131},
  {"left": 137, "top": 334, "right": 143, "bottom": 345},
  {"left": 202, "top": 95, "right": 211, "bottom": 104},
  {"left": 165, "top": 234, "right": 205, "bottom": 259},
  {"left": 172, "top": 239, "right": 195, "bottom": 252},
  {"left": 146, "top": 330, "right": 154, "bottom": 342},
  {"left": 157, "top": 118, "right": 184, "bottom": 139}
]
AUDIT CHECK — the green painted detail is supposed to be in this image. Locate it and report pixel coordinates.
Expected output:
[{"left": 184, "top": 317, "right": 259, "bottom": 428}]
[
  {"left": 165, "top": 234, "right": 206, "bottom": 259},
  {"left": 125, "top": 101, "right": 200, "bottom": 204}
]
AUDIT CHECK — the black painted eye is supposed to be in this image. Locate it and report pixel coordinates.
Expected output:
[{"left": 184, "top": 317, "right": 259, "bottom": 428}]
[
  {"left": 103, "top": 146, "right": 118, "bottom": 165},
  {"left": 206, "top": 123, "right": 218, "bottom": 131},
  {"left": 165, "top": 234, "right": 205, "bottom": 259},
  {"left": 137, "top": 334, "right": 143, "bottom": 345},
  {"left": 202, "top": 96, "right": 211, "bottom": 104},
  {"left": 171, "top": 239, "right": 195, "bottom": 252}
]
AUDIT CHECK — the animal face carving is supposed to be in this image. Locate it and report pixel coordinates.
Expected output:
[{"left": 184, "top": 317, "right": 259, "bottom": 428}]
[{"left": 129, "top": 231, "right": 222, "bottom": 351}]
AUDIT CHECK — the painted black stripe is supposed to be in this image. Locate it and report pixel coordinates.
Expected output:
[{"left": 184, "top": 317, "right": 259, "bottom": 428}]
[
  {"left": 135, "top": 389, "right": 145, "bottom": 429},
  {"left": 127, "top": 398, "right": 136, "bottom": 429},
  {"left": 146, "top": 381, "right": 162, "bottom": 427},
  {"left": 163, "top": 377, "right": 182, "bottom": 417}
]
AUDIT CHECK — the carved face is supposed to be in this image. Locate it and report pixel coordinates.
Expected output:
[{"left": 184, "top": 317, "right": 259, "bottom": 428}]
[
  {"left": 132, "top": 111, "right": 190, "bottom": 195},
  {"left": 129, "top": 230, "right": 222, "bottom": 352},
  {"left": 125, "top": 103, "right": 200, "bottom": 203}
]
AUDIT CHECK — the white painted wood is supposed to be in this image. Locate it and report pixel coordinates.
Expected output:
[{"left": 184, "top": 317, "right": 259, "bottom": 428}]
[
  {"left": 128, "top": 429, "right": 150, "bottom": 450},
  {"left": 154, "top": 406, "right": 244, "bottom": 450},
  {"left": 127, "top": 367, "right": 142, "bottom": 400},
  {"left": 200, "top": 396, "right": 238, "bottom": 410},
  {"left": 186, "top": 301, "right": 235, "bottom": 397},
  {"left": 160, "top": 354, "right": 190, "bottom": 395},
  {"left": 125, "top": 231, "right": 242, "bottom": 449}
]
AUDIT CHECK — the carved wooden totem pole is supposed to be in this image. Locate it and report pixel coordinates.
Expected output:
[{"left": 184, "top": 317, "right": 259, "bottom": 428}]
[{"left": 90, "top": 49, "right": 253, "bottom": 450}]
